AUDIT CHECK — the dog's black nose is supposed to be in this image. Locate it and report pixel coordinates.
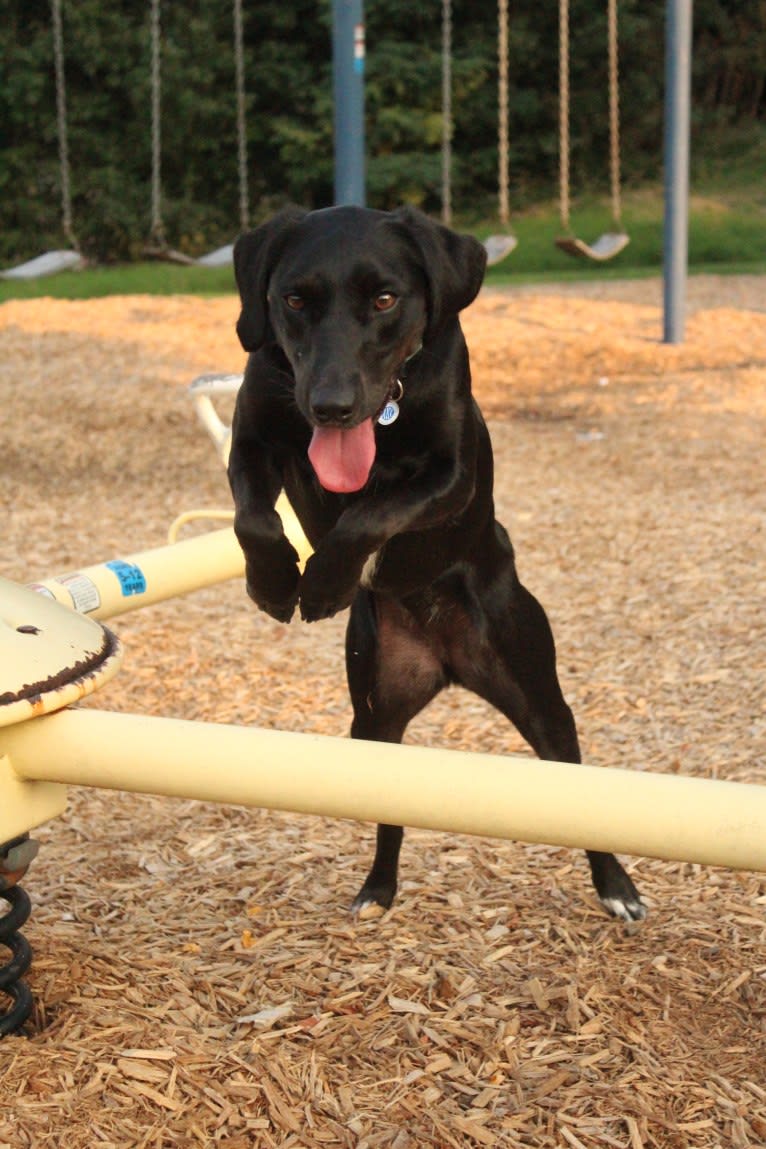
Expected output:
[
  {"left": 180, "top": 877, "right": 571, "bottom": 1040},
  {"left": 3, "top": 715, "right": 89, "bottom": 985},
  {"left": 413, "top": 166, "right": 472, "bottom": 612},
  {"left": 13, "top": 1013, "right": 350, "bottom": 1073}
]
[{"left": 311, "top": 399, "right": 355, "bottom": 426}]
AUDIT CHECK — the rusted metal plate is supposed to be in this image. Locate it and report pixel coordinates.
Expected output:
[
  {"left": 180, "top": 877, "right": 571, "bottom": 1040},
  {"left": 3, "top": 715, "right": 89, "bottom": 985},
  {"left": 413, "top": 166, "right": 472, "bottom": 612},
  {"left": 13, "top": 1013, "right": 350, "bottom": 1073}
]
[{"left": 0, "top": 576, "right": 123, "bottom": 727}]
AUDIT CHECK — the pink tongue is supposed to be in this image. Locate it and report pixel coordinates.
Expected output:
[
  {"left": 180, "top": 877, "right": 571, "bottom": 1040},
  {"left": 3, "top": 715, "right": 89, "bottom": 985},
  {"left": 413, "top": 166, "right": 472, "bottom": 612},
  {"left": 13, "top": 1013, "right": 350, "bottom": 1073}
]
[{"left": 308, "top": 418, "right": 376, "bottom": 493}]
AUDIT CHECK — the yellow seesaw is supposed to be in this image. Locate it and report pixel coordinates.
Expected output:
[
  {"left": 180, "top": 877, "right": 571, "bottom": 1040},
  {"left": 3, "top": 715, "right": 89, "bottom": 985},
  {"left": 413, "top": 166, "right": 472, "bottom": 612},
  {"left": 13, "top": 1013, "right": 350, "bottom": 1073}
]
[
  {"left": 3, "top": 521, "right": 766, "bottom": 1035},
  {"left": 2, "top": 374, "right": 765, "bottom": 1034},
  {"left": 4, "top": 537, "right": 766, "bottom": 868}
]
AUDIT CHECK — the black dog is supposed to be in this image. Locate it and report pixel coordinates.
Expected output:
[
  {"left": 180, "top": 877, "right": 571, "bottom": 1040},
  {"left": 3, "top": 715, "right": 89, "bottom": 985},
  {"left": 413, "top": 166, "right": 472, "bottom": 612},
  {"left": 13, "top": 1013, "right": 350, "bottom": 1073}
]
[{"left": 228, "top": 205, "right": 645, "bottom": 923}]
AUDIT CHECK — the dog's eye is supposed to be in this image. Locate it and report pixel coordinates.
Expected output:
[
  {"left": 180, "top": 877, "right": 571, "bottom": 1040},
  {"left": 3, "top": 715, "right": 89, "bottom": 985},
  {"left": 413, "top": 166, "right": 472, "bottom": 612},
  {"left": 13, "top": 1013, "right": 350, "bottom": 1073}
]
[
  {"left": 284, "top": 293, "right": 305, "bottom": 311},
  {"left": 373, "top": 292, "right": 398, "bottom": 313}
]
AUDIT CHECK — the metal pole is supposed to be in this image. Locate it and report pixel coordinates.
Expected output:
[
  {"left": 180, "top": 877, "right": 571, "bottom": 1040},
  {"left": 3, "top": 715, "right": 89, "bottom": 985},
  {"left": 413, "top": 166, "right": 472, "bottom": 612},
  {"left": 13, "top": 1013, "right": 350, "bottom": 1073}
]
[
  {"left": 332, "top": 0, "right": 365, "bottom": 206},
  {"left": 663, "top": 0, "right": 693, "bottom": 344}
]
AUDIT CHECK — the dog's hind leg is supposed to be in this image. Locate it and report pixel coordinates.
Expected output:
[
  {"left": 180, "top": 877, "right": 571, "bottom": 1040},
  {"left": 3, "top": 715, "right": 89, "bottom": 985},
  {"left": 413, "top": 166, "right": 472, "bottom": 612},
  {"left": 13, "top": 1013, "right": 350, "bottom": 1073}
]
[
  {"left": 456, "top": 576, "right": 646, "bottom": 923},
  {"left": 345, "top": 591, "right": 448, "bottom": 914}
]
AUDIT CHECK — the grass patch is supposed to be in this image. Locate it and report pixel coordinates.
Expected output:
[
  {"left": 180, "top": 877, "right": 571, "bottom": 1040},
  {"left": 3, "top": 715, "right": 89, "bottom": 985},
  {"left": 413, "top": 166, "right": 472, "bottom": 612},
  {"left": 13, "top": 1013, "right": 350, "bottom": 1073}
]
[
  {"left": 480, "top": 185, "right": 765, "bottom": 285},
  {"left": 0, "top": 260, "right": 236, "bottom": 302},
  {"left": 1, "top": 185, "right": 763, "bottom": 302}
]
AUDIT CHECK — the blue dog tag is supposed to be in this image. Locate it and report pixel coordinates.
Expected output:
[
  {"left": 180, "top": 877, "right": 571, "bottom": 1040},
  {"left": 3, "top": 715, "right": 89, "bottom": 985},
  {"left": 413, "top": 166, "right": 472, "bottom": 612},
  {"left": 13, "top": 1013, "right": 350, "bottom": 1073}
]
[{"left": 378, "top": 400, "right": 399, "bottom": 427}]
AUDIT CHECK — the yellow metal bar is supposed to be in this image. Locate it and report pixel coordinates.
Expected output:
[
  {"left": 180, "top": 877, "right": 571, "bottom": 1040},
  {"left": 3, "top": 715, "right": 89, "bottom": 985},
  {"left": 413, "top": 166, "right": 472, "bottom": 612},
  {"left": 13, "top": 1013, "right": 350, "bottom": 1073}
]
[
  {"left": 28, "top": 527, "right": 246, "bottom": 621},
  {"left": 4, "top": 707, "right": 766, "bottom": 872},
  {"left": 166, "top": 509, "right": 234, "bottom": 543},
  {"left": 0, "top": 755, "right": 67, "bottom": 842},
  {"left": 27, "top": 505, "right": 310, "bottom": 623}
]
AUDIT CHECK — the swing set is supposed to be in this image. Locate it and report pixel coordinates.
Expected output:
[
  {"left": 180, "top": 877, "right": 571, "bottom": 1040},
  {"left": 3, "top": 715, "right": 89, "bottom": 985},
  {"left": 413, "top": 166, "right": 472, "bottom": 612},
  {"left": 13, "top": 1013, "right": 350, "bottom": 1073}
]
[
  {"left": 555, "top": 0, "right": 630, "bottom": 260},
  {"left": 440, "top": 0, "right": 519, "bottom": 265},
  {"left": 2, "top": 2, "right": 630, "bottom": 280},
  {"left": 0, "top": 0, "right": 83, "bottom": 280},
  {"left": 1, "top": 0, "right": 249, "bottom": 279},
  {"left": 441, "top": 0, "right": 630, "bottom": 265},
  {"left": 143, "top": 0, "right": 249, "bottom": 266}
]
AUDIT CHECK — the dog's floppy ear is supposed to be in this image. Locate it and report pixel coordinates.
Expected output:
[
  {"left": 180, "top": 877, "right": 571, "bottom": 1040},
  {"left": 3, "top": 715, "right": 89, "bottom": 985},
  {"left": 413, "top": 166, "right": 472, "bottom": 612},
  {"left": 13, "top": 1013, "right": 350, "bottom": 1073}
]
[
  {"left": 391, "top": 206, "right": 487, "bottom": 340},
  {"left": 233, "top": 207, "right": 307, "bottom": 351}
]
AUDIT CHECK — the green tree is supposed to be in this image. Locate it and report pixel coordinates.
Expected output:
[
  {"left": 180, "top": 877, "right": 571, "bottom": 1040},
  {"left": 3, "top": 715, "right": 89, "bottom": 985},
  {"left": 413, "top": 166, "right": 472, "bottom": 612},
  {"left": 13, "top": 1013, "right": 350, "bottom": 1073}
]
[{"left": 0, "top": 0, "right": 762, "bottom": 263}]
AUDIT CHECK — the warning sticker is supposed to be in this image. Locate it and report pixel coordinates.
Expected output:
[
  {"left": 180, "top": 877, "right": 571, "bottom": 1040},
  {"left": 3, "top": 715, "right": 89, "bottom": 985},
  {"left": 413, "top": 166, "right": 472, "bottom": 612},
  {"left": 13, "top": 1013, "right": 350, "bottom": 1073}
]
[
  {"left": 27, "top": 583, "right": 56, "bottom": 600},
  {"left": 56, "top": 573, "right": 101, "bottom": 614},
  {"left": 106, "top": 559, "right": 147, "bottom": 597}
]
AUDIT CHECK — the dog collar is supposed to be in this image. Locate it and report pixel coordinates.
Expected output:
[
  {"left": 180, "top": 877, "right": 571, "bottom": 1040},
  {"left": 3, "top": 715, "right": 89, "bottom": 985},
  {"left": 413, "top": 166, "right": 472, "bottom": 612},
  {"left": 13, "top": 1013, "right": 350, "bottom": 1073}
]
[
  {"left": 377, "top": 342, "right": 419, "bottom": 428},
  {"left": 378, "top": 378, "right": 403, "bottom": 427}
]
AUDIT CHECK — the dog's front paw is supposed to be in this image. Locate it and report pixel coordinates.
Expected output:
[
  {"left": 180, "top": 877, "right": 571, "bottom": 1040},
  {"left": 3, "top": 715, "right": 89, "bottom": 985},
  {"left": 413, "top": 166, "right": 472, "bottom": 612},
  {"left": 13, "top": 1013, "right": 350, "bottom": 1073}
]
[
  {"left": 298, "top": 550, "right": 361, "bottom": 622},
  {"left": 241, "top": 537, "right": 301, "bottom": 623},
  {"left": 245, "top": 578, "right": 299, "bottom": 624}
]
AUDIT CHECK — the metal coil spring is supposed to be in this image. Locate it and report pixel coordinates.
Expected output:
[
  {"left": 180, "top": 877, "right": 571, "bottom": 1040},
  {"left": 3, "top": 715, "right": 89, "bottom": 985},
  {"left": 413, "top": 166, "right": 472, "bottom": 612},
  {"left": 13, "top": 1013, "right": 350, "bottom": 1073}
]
[{"left": 0, "top": 885, "right": 33, "bottom": 1037}]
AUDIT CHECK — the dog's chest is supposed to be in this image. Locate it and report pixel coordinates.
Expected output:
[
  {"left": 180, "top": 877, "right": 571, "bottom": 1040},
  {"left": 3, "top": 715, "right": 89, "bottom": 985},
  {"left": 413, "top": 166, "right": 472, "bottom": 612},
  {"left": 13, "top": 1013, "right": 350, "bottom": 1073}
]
[{"left": 360, "top": 549, "right": 381, "bottom": 588}]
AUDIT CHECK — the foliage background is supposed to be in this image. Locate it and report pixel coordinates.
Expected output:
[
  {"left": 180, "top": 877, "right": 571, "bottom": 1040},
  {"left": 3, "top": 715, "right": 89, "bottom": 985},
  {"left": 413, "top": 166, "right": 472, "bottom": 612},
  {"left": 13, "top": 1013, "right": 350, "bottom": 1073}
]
[{"left": 0, "top": 0, "right": 763, "bottom": 262}]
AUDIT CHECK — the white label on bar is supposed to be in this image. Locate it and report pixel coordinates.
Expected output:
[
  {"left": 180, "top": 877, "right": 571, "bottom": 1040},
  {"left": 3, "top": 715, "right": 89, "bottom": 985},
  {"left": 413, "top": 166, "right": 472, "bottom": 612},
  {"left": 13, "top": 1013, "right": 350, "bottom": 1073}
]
[
  {"left": 56, "top": 573, "right": 101, "bottom": 614},
  {"left": 27, "top": 583, "right": 56, "bottom": 600}
]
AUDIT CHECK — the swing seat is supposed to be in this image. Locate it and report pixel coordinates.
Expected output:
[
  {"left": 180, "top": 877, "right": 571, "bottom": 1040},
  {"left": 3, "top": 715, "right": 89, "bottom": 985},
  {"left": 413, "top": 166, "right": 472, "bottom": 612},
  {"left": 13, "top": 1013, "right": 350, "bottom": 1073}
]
[
  {"left": 0, "top": 250, "right": 83, "bottom": 280},
  {"left": 142, "top": 243, "right": 196, "bottom": 266},
  {"left": 195, "top": 243, "right": 234, "bottom": 268},
  {"left": 483, "top": 234, "right": 518, "bottom": 266},
  {"left": 143, "top": 243, "right": 234, "bottom": 268},
  {"left": 555, "top": 231, "right": 630, "bottom": 262}
]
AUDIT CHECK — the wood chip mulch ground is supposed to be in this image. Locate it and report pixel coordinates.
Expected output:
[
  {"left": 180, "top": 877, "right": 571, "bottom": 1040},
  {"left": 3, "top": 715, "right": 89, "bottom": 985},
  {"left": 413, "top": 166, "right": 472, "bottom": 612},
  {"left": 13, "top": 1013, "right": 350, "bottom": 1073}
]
[{"left": 1, "top": 275, "right": 765, "bottom": 1148}]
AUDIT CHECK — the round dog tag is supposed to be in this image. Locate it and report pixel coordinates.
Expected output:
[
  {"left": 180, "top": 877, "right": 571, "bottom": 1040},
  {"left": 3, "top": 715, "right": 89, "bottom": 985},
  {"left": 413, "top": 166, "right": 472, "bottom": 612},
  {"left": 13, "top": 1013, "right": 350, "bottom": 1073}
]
[{"left": 378, "top": 400, "right": 399, "bottom": 427}]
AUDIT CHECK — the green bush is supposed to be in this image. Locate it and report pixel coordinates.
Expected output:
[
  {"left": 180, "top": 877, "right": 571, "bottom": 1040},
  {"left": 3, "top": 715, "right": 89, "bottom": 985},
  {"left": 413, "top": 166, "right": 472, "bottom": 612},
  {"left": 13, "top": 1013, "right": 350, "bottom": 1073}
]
[{"left": 0, "top": 0, "right": 762, "bottom": 264}]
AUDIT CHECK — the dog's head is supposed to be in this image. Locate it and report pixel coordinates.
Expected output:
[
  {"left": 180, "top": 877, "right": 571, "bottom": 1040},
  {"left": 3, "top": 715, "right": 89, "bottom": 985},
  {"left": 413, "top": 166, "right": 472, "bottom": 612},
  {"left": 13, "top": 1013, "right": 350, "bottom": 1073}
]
[{"left": 233, "top": 205, "right": 486, "bottom": 493}]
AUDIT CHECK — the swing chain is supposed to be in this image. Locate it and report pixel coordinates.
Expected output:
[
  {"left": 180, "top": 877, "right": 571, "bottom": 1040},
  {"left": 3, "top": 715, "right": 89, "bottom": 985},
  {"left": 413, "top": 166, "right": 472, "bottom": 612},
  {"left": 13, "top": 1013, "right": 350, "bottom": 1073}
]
[
  {"left": 441, "top": 0, "right": 452, "bottom": 226},
  {"left": 497, "top": 0, "right": 510, "bottom": 227},
  {"left": 608, "top": 0, "right": 623, "bottom": 227},
  {"left": 558, "top": 0, "right": 571, "bottom": 234},
  {"left": 50, "top": 0, "right": 78, "bottom": 251},
  {"left": 149, "top": 0, "right": 165, "bottom": 248},
  {"left": 233, "top": 0, "right": 250, "bottom": 233},
  {"left": 559, "top": 0, "right": 624, "bottom": 234}
]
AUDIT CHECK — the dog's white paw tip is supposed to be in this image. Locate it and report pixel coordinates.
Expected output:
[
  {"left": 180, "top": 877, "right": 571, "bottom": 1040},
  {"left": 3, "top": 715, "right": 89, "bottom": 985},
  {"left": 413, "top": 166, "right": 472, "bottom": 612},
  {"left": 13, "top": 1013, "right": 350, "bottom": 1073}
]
[{"left": 600, "top": 895, "right": 648, "bottom": 923}]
